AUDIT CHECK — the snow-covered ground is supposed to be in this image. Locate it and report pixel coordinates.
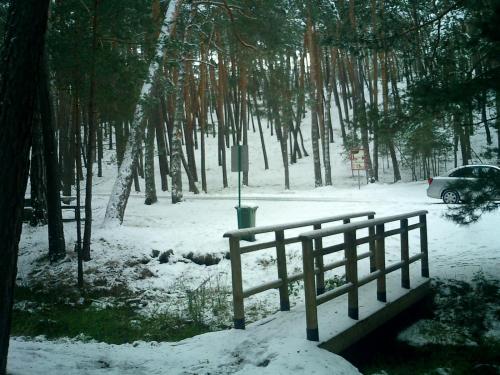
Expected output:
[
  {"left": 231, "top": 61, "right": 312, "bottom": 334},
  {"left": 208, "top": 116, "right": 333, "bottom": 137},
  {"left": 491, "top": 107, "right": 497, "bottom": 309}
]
[{"left": 10, "top": 104, "right": 500, "bottom": 373}]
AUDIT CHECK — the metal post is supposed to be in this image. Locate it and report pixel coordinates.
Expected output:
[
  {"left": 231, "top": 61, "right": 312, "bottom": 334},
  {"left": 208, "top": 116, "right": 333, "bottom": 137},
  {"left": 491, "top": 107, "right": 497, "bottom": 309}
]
[
  {"left": 275, "top": 230, "right": 290, "bottom": 311},
  {"left": 229, "top": 237, "right": 245, "bottom": 329},
  {"left": 375, "top": 224, "right": 386, "bottom": 302},
  {"left": 313, "top": 224, "right": 325, "bottom": 295},
  {"left": 420, "top": 214, "right": 429, "bottom": 278},
  {"left": 345, "top": 230, "right": 359, "bottom": 320},
  {"left": 400, "top": 219, "right": 410, "bottom": 289},
  {"left": 302, "top": 238, "right": 319, "bottom": 341}
]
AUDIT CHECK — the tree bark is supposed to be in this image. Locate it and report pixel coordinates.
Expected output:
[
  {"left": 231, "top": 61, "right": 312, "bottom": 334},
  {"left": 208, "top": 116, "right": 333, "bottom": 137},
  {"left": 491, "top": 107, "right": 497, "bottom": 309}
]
[
  {"left": 0, "top": 1, "right": 50, "bottom": 372},
  {"left": 104, "top": 0, "right": 182, "bottom": 224},
  {"left": 30, "top": 112, "right": 47, "bottom": 226},
  {"left": 155, "top": 98, "right": 169, "bottom": 191},
  {"left": 82, "top": 0, "right": 99, "bottom": 260},
  {"left": 39, "top": 54, "right": 66, "bottom": 261},
  {"left": 144, "top": 119, "right": 158, "bottom": 205},
  {"left": 306, "top": 17, "right": 323, "bottom": 187}
]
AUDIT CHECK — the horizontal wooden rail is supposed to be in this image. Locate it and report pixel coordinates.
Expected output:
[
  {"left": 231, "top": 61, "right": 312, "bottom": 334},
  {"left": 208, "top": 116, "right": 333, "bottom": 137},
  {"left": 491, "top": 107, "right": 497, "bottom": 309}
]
[
  {"left": 225, "top": 211, "right": 376, "bottom": 329},
  {"left": 299, "top": 210, "right": 428, "bottom": 240},
  {"left": 300, "top": 211, "right": 429, "bottom": 341},
  {"left": 223, "top": 211, "right": 376, "bottom": 239},
  {"left": 243, "top": 279, "right": 283, "bottom": 298}
]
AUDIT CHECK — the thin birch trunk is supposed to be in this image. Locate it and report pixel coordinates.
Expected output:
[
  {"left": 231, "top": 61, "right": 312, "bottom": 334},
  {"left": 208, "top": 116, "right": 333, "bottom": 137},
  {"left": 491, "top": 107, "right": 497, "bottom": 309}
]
[{"left": 104, "top": 0, "right": 182, "bottom": 224}]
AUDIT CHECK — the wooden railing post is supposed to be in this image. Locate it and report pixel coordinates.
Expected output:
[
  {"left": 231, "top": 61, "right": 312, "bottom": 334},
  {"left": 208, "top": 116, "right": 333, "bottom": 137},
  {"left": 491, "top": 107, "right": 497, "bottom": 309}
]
[
  {"left": 313, "top": 224, "right": 325, "bottom": 295},
  {"left": 375, "top": 224, "right": 386, "bottom": 302},
  {"left": 229, "top": 237, "right": 245, "bottom": 329},
  {"left": 275, "top": 230, "right": 290, "bottom": 311},
  {"left": 419, "top": 214, "right": 429, "bottom": 277},
  {"left": 368, "top": 214, "right": 376, "bottom": 272},
  {"left": 344, "top": 230, "right": 359, "bottom": 320},
  {"left": 400, "top": 219, "right": 410, "bottom": 289},
  {"left": 302, "top": 238, "right": 319, "bottom": 341}
]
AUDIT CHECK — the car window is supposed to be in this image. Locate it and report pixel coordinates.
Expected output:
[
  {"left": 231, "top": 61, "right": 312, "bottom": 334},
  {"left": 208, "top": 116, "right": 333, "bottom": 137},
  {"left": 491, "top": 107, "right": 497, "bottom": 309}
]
[
  {"left": 449, "top": 167, "right": 474, "bottom": 178},
  {"left": 480, "top": 167, "right": 500, "bottom": 178},
  {"left": 470, "top": 167, "right": 481, "bottom": 177}
]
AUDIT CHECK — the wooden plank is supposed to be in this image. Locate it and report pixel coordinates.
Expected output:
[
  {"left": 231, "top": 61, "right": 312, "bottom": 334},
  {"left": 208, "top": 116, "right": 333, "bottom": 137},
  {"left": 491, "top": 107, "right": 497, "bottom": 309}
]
[
  {"left": 314, "top": 223, "right": 325, "bottom": 295},
  {"left": 400, "top": 219, "right": 410, "bottom": 289},
  {"left": 240, "top": 240, "right": 277, "bottom": 254},
  {"left": 275, "top": 230, "right": 290, "bottom": 311},
  {"left": 384, "top": 227, "right": 404, "bottom": 238},
  {"left": 224, "top": 211, "right": 376, "bottom": 239},
  {"left": 375, "top": 224, "right": 386, "bottom": 302},
  {"left": 316, "top": 282, "right": 354, "bottom": 305},
  {"left": 321, "top": 243, "right": 345, "bottom": 256},
  {"left": 323, "top": 259, "right": 347, "bottom": 272},
  {"left": 409, "top": 253, "right": 423, "bottom": 264},
  {"left": 345, "top": 230, "right": 358, "bottom": 320},
  {"left": 287, "top": 272, "right": 304, "bottom": 283},
  {"left": 319, "top": 280, "right": 431, "bottom": 353},
  {"left": 299, "top": 210, "right": 428, "bottom": 240},
  {"left": 385, "top": 260, "right": 405, "bottom": 274},
  {"left": 302, "top": 238, "right": 319, "bottom": 341},
  {"left": 408, "top": 222, "right": 424, "bottom": 231},
  {"left": 357, "top": 270, "right": 382, "bottom": 288},
  {"left": 368, "top": 214, "right": 376, "bottom": 273},
  {"left": 243, "top": 279, "right": 283, "bottom": 298},
  {"left": 420, "top": 215, "right": 430, "bottom": 277},
  {"left": 229, "top": 238, "right": 245, "bottom": 329}
]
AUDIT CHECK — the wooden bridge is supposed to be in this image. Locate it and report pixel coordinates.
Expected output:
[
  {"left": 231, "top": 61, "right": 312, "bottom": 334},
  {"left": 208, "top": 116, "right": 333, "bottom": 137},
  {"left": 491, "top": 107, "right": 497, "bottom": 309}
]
[{"left": 223, "top": 210, "right": 430, "bottom": 352}]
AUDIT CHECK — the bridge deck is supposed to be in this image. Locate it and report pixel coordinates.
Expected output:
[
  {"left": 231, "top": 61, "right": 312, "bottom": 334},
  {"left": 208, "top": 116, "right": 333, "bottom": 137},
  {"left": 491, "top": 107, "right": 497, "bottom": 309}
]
[{"left": 245, "top": 271, "right": 430, "bottom": 352}]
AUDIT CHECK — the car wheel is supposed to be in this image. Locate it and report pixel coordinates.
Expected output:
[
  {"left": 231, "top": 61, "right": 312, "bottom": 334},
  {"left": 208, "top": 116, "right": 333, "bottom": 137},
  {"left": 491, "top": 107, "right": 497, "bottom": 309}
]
[{"left": 442, "top": 190, "right": 460, "bottom": 204}]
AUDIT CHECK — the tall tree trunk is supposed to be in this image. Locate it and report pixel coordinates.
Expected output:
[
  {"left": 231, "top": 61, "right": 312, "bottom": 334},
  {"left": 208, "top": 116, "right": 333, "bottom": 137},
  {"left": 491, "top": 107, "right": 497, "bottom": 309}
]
[
  {"left": 331, "top": 49, "right": 347, "bottom": 145},
  {"left": 155, "top": 98, "right": 169, "bottom": 191},
  {"left": 144, "top": 119, "right": 158, "bottom": 204},
  {"left": 61, "top": 96, "right": 74, "bottom": 197},
  {"left": 496, "top": 93, "right": 500, "bottom": 162},
  {"left": 183, "top": 59, "right": 198, "bottom": 186},
  {"left": 104, "top": 0, "right": 182, "bottom": 224},
  {"left": 199, "top": 41, "right": 208, "bottom": 193},
  {"left": 97, "top": 122, "right": 103, "bottom": 177},
  {"left": 210, "top": 50, "right": 228, "bottom": 187},
  {"left": 251, "top": 91, "right": 269, "bottom": 169},
  {"left": 381, "top": 51, "right": 401, "bottom": 181},
  {"left": 306, "top": 17, "right": 323, "bottom": 187},
  {"left": 30, "top": 112, "right": 47, "bottom": 226},
  {"left": 0, "top": 1, "right": 50, "bottom": 372},
  {"left": 40, "top": 54, "right": 66, "bottom": 261},
  {"left": 308, "top": 19, "right": 332, "bottom": 185},
  {"left": 171, "top": 65, "right": 185, "bottom": 203},
  {"left": 82, "top": 0, "right": 99, "bottom": 260},
  {"left": 240, "top": 62, "right": 249, "bottom": 186}
]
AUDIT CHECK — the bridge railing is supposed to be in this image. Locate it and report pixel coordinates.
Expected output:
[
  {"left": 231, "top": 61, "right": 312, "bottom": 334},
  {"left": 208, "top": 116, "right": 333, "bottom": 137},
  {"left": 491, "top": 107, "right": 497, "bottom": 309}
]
[
  {"left": 299, "top": 210, "right": 429, "bottom": 341},
  {"left": 223, "top": 211, "right": 376, "bottom": 329}
]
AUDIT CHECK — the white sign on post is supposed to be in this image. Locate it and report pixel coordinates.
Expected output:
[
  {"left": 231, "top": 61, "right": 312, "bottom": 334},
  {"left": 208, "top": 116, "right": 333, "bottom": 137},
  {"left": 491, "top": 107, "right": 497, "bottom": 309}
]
[
  {"left": 350, "top": 148, "right": 368, "bottom": 189},
  {"left": 350, "top": 148, "right": 367, "bottom": 171}
]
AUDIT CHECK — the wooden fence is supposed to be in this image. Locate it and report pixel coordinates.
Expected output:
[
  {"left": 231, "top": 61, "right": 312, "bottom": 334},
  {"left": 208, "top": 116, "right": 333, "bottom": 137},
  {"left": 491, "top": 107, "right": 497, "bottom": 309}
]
[
  {"left": 299, "top": 210, "right": 429, "bottom": 341},
  {"left": 223, "top": 211, "right": 376, "bottom": 329}
]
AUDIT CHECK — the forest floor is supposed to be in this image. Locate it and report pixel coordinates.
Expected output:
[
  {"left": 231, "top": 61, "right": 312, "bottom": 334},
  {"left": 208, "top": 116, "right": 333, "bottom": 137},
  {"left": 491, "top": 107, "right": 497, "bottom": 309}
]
[
  {"left": 9, "top": 182, "right": 500, "bottom": 374},
  {"left": 9, "top": 115, "right": 500, "bottom": 373}
]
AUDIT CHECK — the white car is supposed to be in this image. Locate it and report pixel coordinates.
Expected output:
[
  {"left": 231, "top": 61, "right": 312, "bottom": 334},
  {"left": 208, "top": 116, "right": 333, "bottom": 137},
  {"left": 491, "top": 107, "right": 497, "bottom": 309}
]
[{"left": 427, "top": 164, "right": 500, "bottom": 204}]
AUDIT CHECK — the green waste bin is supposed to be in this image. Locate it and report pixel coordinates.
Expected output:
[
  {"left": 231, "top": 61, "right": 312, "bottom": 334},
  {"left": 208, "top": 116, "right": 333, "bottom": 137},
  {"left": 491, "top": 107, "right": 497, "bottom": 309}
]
[{"left": 235, "top": 205, "right": 258, "bottom": 242}]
